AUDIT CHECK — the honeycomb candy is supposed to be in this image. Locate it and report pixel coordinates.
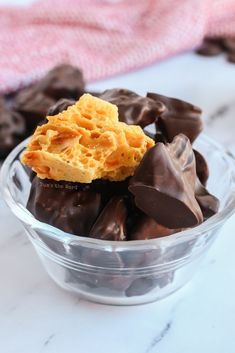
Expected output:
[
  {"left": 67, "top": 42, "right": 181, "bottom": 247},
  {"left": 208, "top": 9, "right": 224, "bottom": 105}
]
[{"left": 22, "top": 94, "right": 154, "bottom": 183}]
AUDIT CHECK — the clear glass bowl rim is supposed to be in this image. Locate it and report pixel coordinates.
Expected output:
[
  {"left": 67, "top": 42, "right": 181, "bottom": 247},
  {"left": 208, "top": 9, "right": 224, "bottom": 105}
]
[{"left": 1, "top": 134, "right": 235, "bottom": 252}]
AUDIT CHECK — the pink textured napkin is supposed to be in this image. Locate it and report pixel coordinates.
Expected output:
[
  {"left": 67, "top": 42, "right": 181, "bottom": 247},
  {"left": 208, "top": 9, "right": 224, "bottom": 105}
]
[{"left": 1, "top": 0, "right": 235, "bottom": 93}]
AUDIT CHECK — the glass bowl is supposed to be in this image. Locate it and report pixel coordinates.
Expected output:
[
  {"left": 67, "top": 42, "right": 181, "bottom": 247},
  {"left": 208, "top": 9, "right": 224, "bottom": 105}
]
[{"left": 1, "top": 134, "right": 235, "bottom": 305}]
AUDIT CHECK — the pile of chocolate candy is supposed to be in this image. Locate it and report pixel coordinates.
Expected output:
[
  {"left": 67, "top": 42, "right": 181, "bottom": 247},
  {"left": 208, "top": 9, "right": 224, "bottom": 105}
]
[
  {"left": 0, "top": 64, "right": 86, "bottom": 159},
  {"left": 26, "top": 88, "right": 219, "bottom": 241},
  {"left": 196, "top": 37, "right": 235, "bottom": 63}
]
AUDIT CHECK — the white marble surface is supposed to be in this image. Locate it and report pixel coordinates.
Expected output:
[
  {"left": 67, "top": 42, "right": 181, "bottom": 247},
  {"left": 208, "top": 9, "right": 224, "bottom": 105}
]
[{"left": 1, "top": 0, "right": 235, "bottom": 350}]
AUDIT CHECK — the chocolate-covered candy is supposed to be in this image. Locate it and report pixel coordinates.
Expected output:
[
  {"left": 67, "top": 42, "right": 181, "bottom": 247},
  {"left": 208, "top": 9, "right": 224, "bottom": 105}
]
[
  {"left": 223, "top": 38, "right": 235, "bottom": 53},
  {"left": 38, "top": 64, "right": 85, "bottom": 100},
  {"left": 147, "top": 92, "right": 202, "bottom": 143},
  {"left": 0, "top": 97, "right": 26, "bottom": 158},
  {"left": 129, "top": 134, "right": 203, "bottom": 229},
  {"left": 130, "top": 214, "right": 181, "bottom": 240},
  {"left": 196, "top": 36, "right": 235, "bottom": 64},
  {"left": 90, "top": 196, "right": 128, "bottom": 241},
  {"left": 193, "top": 149, "right": 209, "bottom": 186},
  {"left": 100, "top": 88, "right": 165, "bottom": 128},
  {"left": 125, "top": 271, "right": 175, "bottom": 297},
  {"left": 125, "top": 277, "right": 157, "bottom": 297},
  {"left": 196, "top": 38, "right": 224, "bottom": 56},
  {"left": 13, "top": 85, "right": 55, "bottom": 133},
  {"left": 195, "top": 179, "right": 219, "bottom": 220},
  {"left": 47, "top": 98, "right": 75, "bottom": 116},
  {"left": 227, "top": 52, "right": 235, "bottom": 63},
  {"left": 27, "top": 177, "right": 102, "bottom": 236}
]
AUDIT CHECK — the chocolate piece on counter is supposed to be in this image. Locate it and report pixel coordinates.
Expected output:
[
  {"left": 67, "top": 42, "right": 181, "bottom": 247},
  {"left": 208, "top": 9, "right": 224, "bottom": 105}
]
[
  {"left": 195, "top": 37, "right": 235, "bottom": 65},
  {"left": 193, "top": 149, "right": 209, "bottom": 186},
  {"left": 147, "top": 92, "right": 202, "bottom": 143},
  {"left": 129, "top": 134, "right": 203, "bottom": 229},
  {"left": 13, "top": 85, "right": 55, "bottom": 133},
  {"left": 47, "top": 98, "right": 75, "bottom": 116},
  {"left": 100, "top": 88, "right": 165, "bottom": 128},
  {"left": 221, "top": 38, "right": 235, "bottom": 53},
  {"left": 27, "top": 177, "right": 102, "bottom": 236},
  {"left": 196, "top": 38, "right": 224, "bottom": 56},
  {"left": 89, "top": 196, "right": 128, "bottom": 241},
  {"left": 130, "top": 214, "right": 180, "bottom": 240},
  {"left": 227, "top": 52, "right": 235, "bottom": 63},
  {"left": 195, "top": 179, "right": 219, "bottom": 220},
  {"left": 38, "top": 64, "right": 85, "bottom": 100},
  {"left": 0, "top": 97, "right": 26, "bottom": 159}
]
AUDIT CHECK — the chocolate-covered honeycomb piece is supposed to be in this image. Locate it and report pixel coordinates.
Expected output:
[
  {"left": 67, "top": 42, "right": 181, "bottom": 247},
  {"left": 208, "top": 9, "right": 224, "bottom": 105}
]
[
  {"left": 125, "top": 277, "right": 157, "bottom": 297},
  {"left": 89, "top": 178, "right": 130, "bottom": 206},
  {"left": 13, "top": 85, "right": 55, "bottom": 133},
  {"left": 47, "top": 98, "right": 75, "bottom": 116},
  {"left": 27, "top": 177, "right": 102, "bottom": 236},
  {"left": 227, "top": 52, "right": 235, "bottom": 63},
  {"left": 129, "top": 134, "right": 203, "bottom": 229},
  {"left": 100, "top": 88, "right": 165, "bottom": 128},
  {"left": 130, "top": 214, "right": 181, "bottom": 240},
  {"left": 0, "top": 97, "right": 26, "bottom": 159},
  {"left": 196, "top": 38, "right": 224, "bottom": 56},
  {"left": 147, "top": 92, "right": 203, "bottom": 143},
  {"left": 193, "top": 149, "right": 209, "bottom": 186},
  {"left": 196, "top": 36, "right": 235, "bottom": 64},
  {"left": 223, "top": 38, "right": 235, "bottom": 53},
  {"left": 90, "top": 196, "right": 128, "bottom": 241},
  {"left": 195, "top": 179, "right": 219, "bottom": 220},
  {"left": 37, "top": 64, "right": 85, "bottom": 100}
]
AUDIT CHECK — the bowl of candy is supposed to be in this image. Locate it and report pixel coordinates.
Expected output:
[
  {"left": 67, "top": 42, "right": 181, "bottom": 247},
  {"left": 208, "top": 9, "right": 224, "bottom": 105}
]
[{"left": 1, "top": 89, "right": 235, "bottom": 305}]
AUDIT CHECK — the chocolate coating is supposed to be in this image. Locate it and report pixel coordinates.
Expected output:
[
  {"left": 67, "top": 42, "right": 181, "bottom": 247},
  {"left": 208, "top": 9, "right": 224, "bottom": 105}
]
[
  {"left": 195, "top": 179, "right": 219, "bottom": 220},
  {"left": 227, "top": 52, "right": 235, "bottom": 63},
  {"left": 193, "top": 149, "right": 209, "bottom": 186},
  {"left": 100, "top": 88, "right": 165, "bottom": 128},
  {"left": 0, "top": 97, "right": 26, "bottom": 158},
  {"left": 37, "top": 64, "right": 85, "bottom": 100},
  {"left": 27, "top": 177, "right": 102, "bottom": 236},
  {"left": 84, "top": 178, "right": 130, "bottom": 207},
  {"left": 13, "top": 85, "right": 55, "bottom": 133},
  {"left": 195, "top": 37, "right": 235, "bottom": 64},
  {"left": 223, "top": 38, "right": 235, "bottom": 53},
  {"left": 47, "top": 98, "right": 75, "bottom": 116},
  {"left": 90, "top": 196, "right": 128, "bottom": 241},
  {"left": 147, "top": 92, "right": 203, "bottom": 143},
  {"left": 196, "top": 38, "right": 224, "bottom": 56},
  {"left": 125, "top": 277, "right": 157, "bottom": 297},
  {"left": 129, "top": 134, "right": 203, "bottom": 229},
  {"left": 130, "top": 214, "right": 181, "bottom": 240}
]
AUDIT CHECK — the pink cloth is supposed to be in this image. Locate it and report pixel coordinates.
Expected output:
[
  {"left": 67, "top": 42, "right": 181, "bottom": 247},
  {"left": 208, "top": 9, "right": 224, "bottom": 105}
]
[{"left": 0, "top": 0, "right": 235, "bottom": 93}]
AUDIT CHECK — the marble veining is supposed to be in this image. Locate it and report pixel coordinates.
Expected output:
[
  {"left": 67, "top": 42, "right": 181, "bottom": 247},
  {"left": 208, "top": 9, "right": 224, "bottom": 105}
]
[
  {"left": 145, "top": 322, "right": 172, "bottom": 353},
  {"left": 41, "top": 333, "right": 56, "bottom": 351}
]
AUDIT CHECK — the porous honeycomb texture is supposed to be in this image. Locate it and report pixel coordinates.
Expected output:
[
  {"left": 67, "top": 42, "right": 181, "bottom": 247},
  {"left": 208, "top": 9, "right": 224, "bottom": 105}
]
[{"left": 22, "top": 94, "right": 154, "bottom": 183}]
